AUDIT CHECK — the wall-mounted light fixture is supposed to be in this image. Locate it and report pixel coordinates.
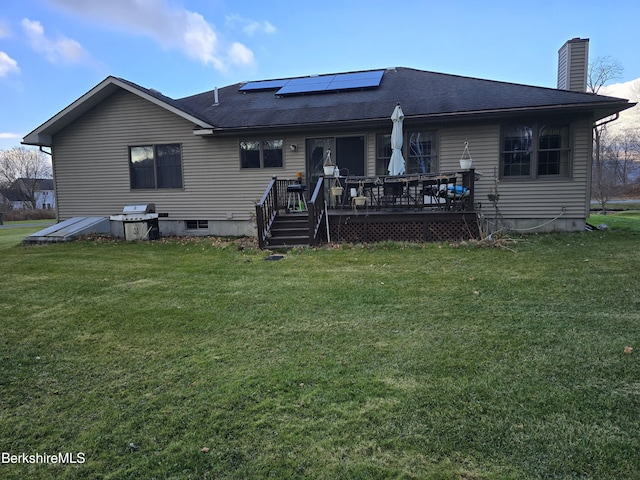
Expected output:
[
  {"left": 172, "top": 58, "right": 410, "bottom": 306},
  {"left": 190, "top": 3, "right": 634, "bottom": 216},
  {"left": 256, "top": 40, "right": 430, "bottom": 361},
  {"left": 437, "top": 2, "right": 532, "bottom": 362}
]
[{"left": 290, "top": 144, "right": 297, "bottom": 151}]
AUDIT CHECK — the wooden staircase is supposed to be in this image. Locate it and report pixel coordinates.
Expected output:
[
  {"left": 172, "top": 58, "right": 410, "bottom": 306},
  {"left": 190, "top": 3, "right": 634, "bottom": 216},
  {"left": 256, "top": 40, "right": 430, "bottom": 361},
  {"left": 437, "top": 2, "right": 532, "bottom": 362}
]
[{"left": 265, "top": 212, "right": 311, "bottom": 248}]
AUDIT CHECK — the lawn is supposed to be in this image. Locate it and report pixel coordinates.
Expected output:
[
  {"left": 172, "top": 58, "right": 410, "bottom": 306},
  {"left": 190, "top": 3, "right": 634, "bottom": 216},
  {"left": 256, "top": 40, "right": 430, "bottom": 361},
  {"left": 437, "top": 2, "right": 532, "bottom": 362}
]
[{"left": 1, "top": 217, "right": 639, "bottom": 479}]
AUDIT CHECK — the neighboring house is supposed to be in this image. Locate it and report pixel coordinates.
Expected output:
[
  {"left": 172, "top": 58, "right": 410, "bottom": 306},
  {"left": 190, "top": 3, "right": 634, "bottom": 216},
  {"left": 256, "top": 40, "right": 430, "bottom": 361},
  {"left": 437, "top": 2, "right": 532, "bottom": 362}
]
[
  {"left": 22, "top": 38, "right": 634, "bottom": 239},
  {"left": 0, "top": 188, "right": 30, "bottom": 210},
  {"left": 1, "top": 178, "right": 55, "bottom": 210}
]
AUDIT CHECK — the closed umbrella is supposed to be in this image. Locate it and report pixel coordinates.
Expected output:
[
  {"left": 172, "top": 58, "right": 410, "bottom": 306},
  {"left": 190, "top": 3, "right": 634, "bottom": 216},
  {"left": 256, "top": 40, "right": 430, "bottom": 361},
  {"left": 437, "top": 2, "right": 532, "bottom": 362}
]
[{"left": 387, "top": 103, "right": 405, "bottom": 175}]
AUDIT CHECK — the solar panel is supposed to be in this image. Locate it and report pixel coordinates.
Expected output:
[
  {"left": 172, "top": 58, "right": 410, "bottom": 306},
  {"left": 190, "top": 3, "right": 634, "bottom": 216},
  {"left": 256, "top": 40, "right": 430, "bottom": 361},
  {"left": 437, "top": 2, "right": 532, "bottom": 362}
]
[
  {"left": 275, "top": 75, "right": 332, "bottom": 95},
  {"left": 278, "top": 70, "right": 384, "bottom": 95},
  {"left": 289, "top": 75, "right": 336, "bottom": 86},
  {"left": 333, "top": 71, "right": 384, "bottom": 83},
  {"left": 239, "top": 79, "right": 289, "bottom": 91}
]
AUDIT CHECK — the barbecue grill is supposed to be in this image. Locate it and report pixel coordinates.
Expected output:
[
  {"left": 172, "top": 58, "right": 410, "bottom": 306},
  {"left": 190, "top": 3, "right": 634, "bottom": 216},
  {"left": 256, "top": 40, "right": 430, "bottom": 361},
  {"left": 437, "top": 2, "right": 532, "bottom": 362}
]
[{"left": 109, "top": 203, "right": 159, "bottom": 240}]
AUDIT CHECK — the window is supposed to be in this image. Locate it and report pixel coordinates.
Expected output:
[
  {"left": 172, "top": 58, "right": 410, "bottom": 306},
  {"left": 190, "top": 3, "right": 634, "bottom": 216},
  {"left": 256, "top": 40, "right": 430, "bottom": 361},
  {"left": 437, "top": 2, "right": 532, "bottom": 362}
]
[
  {"left": 407, "top": 131, "right": 437, "bottom": 174},
  {"left": 501, "top": 126, "right": 532, "bottom": 177},
  {"left": 538, "top": 125, "right": 570, "bottom": 176},
  {"left": 376, "top": 130, "right": 437, "bottom": 175},
  {"left": 240, "top": 139, "right": 283, "bottom": 168},
  {"left": 501, "top": 124, "right": 570, "bottom": 178},
  {"left": 130, "top": 144, "right": 182, "bottom": 189}
]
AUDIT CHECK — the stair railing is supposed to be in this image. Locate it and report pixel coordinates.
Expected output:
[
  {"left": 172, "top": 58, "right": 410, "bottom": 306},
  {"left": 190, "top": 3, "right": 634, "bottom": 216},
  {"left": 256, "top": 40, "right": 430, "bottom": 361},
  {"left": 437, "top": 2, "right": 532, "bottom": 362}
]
[
  {"left": 255, "top": 176, "right": 279, "bottom": 249},
  {"left": 307, "top": 176, "right": 325, "bottom": 246}
]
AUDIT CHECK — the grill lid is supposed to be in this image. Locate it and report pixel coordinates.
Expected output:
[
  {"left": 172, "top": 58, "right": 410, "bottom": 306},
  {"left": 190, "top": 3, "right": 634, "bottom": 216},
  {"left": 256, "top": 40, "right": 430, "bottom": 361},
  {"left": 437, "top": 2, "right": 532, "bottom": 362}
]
[{"left": 122, "top": 203, "right": 155, "bottom": 214}]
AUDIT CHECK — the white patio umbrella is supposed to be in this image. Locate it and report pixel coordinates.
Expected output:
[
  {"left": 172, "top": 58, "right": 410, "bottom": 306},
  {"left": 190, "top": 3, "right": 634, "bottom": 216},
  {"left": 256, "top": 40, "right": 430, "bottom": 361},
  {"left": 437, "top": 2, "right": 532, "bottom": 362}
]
[{"left": 387, "top": 103, "right": 406, "bottom": 175}]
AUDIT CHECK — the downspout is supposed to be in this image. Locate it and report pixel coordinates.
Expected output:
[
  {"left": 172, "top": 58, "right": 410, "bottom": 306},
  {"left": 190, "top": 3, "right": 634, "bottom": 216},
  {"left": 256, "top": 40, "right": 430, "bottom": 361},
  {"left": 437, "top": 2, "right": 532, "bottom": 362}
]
[
  {"left": 591, "top": 112, "right": 619, "bottom": 215},
  {"left": 38, "top": 145, "right": 57, "bottom": 220},
  {"left": 39, "top": 146, "right": 52, "bottom": 156}
]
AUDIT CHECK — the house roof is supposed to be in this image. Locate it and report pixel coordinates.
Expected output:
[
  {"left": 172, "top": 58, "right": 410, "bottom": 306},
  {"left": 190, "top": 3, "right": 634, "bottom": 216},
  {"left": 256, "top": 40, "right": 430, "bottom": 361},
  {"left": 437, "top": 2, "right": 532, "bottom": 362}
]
[
  {"left": 23, "top": 67, "right": 634, "bottom": 146},
  {"left": 1, "top": 188, "right": 29, "bottom": 202},
  {"left": 11, "top": 178, "right": 54, "bottom": 191}
]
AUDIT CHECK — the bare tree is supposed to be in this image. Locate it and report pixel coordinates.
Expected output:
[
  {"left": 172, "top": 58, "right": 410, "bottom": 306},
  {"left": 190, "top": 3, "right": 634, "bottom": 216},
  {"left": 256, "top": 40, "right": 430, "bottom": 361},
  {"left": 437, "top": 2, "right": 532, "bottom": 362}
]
[
  {"left": 588, "top": 56, "right": 624, "bottom": 213},
  {"left": 592, "top": 128, "right": 617, "bottom": 211},
  {"left": 0, "top": 147, "right": 52, "bottom": 209},
  {"left": 612, "top": 130, "right": 640, "bottom": 188},
  {"left": 588, "top": 56, "right": 624, "bottom": 95}
]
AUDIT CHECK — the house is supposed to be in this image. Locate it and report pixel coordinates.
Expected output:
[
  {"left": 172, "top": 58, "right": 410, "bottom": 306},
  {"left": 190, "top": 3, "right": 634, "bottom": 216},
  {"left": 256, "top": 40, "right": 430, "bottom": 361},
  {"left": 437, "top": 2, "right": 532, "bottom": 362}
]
[
  {"left": 0, "top": 188, "right": 29, "bottom": 210},
  {"left": 22, "top": 38, "right": 633, "bottom": 244},
  {"left": 1, "top": 178, "right": 55, "bottom": 210}
]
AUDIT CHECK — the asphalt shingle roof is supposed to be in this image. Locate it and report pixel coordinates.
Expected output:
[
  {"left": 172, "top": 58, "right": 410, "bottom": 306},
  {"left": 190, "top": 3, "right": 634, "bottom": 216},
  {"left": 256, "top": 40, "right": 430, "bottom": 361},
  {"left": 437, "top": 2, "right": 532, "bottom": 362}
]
[
  {"left": 22, "top": 66, "right": 634, "bottom": 148},
  {"left": 175, "top": 67, "right": 632, "bottom": 132}
]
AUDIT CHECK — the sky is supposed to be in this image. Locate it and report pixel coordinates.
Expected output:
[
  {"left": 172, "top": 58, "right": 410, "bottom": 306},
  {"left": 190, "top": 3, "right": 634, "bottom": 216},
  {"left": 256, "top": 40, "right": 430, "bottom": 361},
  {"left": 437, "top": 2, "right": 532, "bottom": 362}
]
[{"left": 1, "top": 0, "right": 639, "bottom": 151}]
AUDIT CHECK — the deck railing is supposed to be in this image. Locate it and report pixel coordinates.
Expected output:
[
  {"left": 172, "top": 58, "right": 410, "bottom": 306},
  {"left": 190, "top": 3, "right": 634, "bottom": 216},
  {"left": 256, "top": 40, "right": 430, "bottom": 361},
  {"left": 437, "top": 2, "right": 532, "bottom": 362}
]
[
  {"left": 255, "top": 176, "right": 279, "bottom": 249},
  {"left": 336, "top": 169, "right": 475, "bottom": 211}
]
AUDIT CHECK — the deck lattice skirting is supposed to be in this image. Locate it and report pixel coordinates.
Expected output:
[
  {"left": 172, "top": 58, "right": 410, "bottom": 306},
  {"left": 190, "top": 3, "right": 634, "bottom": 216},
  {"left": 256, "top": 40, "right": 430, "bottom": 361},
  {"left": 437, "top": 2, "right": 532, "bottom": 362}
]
[{"left": 326, "top": 211, "right": 480, "bottom": 244}]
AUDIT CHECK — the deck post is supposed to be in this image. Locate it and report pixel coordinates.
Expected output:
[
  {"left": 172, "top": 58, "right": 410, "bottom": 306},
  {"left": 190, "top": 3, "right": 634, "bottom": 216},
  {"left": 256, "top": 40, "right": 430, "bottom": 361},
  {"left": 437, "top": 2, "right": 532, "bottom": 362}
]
[{"left": 271, "top": 175, "right": 279, "bottom": 210}]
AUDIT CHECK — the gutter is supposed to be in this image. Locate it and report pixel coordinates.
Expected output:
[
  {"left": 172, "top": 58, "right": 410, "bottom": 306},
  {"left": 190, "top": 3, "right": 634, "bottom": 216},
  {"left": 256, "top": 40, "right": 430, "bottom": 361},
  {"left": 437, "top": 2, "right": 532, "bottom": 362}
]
[
  {"left": 594, "top": 112, "right": 619, "bottom": 129},
  {"left": 194, "top": 100, "right": 633, "bottom": 137}
]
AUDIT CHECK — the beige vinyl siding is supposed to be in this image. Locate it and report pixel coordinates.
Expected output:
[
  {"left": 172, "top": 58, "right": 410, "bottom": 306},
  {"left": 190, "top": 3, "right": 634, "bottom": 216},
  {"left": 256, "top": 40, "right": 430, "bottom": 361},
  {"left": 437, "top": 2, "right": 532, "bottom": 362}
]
[
  {"left": 438, "top": 119, "right": 592, "bottom": 220},
  {"left": 53, "top": 90, "right": 306, "bottom": 221},
  {"left": 365, "top": 133, "right": 376, "bottom": 175},
  {"left": 495, "top": 119, "right": 591, "bottom": 220}
]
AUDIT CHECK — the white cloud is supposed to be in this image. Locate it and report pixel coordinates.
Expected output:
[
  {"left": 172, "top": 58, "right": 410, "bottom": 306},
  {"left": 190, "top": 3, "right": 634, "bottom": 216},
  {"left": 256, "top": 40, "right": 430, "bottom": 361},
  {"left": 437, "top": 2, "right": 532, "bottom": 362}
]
[
  {"left": 226, "top": 14, "right": 276, "bottom": 36},
  {"left": 0, "top": 51, "right": 20, "bottom": 77},
  {"left": 22, "top": 18, "right": 87, "bottom": 64},
  {"left": 49, "top": 0, "right": 256, "bottom": 70},
  {"left": 182, "top": 10, "right": 223, "bottom": 69},
  {"left": 228, "top": 42, "right": 254, "bottom": 66},
  {"left": 244, "top": 20, "right": 276, "bottom": 36},
  {"left": 601, "top": 79, "right": 640, "bottom": 102},
  {"left": 600, "top": 78, "right": 640, "bottom": 135},
  {"left": 0, "top": 132, "right": 21, "bottom": 139}
]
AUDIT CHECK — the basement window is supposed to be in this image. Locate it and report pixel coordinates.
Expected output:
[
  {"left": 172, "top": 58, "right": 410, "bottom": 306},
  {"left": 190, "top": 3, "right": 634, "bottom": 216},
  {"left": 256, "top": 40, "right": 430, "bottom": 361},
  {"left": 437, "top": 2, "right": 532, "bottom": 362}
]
[{"left": 186, "top": 220, "right": 208, "bottom": 230}]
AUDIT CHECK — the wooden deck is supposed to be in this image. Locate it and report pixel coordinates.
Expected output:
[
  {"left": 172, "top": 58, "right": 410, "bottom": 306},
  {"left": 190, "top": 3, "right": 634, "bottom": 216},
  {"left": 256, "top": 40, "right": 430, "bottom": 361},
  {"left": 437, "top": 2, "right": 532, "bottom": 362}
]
[{"left": 256, "top": 170, "right": 480, "bottom": 248}]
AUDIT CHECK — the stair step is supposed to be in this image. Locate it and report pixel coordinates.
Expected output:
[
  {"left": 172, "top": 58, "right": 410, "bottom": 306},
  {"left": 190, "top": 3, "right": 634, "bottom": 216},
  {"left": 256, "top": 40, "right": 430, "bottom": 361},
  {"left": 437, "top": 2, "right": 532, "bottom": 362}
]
[
  {"left": 265, "top": 212, "right": 312, "bottom": 248},
  {"left": 271, "top": 228, "right": 308, "bottom": 237},
  {"left": 273, "top": 220, "right": 307, "bottom": 229}
]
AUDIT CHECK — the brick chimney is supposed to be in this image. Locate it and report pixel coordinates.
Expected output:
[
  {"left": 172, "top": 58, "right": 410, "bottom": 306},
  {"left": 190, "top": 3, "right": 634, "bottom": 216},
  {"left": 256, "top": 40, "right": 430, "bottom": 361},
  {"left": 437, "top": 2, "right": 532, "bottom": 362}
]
[{"left": 557, "top": 38, "right": 589, "bottom": 92}]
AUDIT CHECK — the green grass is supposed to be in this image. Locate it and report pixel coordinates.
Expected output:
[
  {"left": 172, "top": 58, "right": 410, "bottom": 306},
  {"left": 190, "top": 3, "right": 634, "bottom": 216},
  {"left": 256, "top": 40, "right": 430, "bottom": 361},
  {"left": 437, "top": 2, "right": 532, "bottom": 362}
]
[
  {"left": 590, "top": 210, "right": 640, "bottom": 233},
  {"left": 0, "top": 220, "right": 55, "bottom": 251},
  {"left": 1, "top": 218, "right": 639, "bottom": 479}
]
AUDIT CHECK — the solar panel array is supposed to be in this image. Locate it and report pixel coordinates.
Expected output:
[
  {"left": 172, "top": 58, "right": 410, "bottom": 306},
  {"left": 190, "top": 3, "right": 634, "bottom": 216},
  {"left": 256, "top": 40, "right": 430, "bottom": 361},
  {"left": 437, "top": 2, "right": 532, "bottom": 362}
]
[{"left": 239, "top": 70, "right": 384, "bottom": 95}]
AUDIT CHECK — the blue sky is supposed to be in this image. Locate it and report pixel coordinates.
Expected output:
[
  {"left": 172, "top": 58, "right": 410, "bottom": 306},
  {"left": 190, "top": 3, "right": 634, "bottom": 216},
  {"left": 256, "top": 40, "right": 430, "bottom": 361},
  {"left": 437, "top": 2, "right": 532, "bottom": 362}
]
[{"left": 1, "top": 0, "right": 639, "bottom": 150}]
